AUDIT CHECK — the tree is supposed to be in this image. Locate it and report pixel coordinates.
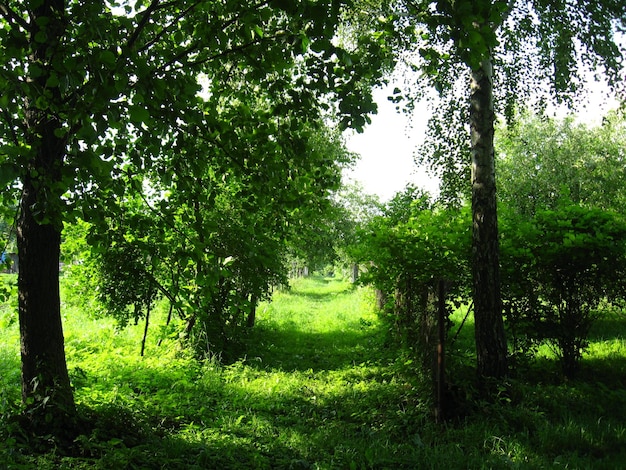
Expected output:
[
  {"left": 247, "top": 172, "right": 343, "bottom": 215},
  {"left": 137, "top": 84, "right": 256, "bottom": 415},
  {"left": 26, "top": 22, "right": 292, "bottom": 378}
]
[
  {"left": 383, "top": 0, "right": 626, "bottom": 379},
  {"left": 352, "top": 190, "right": 471, "bottom": 412},
  {"left": 497, "top": 111, "right": 626, "bottom": 216},
  {"left": 82, "top": 119, "right": 353, "bottom": 358},
  {"left": 332, "top": 182, "right": 383, "bottom": 277},
  {"left": 497, "top": 112, "right": 626, "bottom": 375},
  {"left": 0, "top": 0, "right": 388, "bottom": 431}
]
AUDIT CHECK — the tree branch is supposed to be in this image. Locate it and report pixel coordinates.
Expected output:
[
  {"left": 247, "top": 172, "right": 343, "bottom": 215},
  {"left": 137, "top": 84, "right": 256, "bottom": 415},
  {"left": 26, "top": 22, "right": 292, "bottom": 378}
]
[
  {"left": 0, "top": 2, "right": 29, "bottom": 32},
  {"left": 125, "top": 0, "right": 174, "bottom": 52},
  {"left": 147, "top": 270, "right": 184, "bottom": 318},
  {"left": 154, "top": 31, "right": 287, "bottom": 77},
  {"left": 495, "top": 0, "right": 517, "bottom": 30},
  {"left": 125, "top": 169, "right": 198, "bottom": 250},
  {"left": 2, "top": 108, "right": 22, "bottom": 147},
  {"left": 137, "top": 0, "right": 203, "bottom": 54},
  {"left": 139, "top": 0, "right": 274, "bottom": 70}
]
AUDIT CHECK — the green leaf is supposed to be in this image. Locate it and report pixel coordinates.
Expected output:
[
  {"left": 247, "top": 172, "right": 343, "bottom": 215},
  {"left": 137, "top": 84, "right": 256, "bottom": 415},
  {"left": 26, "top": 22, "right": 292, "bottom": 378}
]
[
  {"left": 53, "top": 127, "right": 67, "bottom": 138},
  {"left": 129, "top": 105, "right": 151, "bottom": 124},
  {"left": 99, "top": 50, "right": 117, "bottom": 69},
  {"left": 253, "top": 25, "right": 264, "bottom": 39},
  {"left": 34, "top": 31, "right": 47, "bottom": 43},
  {"left": 0, "top": 162, "right": 19, "bottom": 187},
  {"left": 30, "top": 63, "right": 44, "bottom": 78},
  {"left": 45, "top": 73, "right": 60, "bottom": 88}
]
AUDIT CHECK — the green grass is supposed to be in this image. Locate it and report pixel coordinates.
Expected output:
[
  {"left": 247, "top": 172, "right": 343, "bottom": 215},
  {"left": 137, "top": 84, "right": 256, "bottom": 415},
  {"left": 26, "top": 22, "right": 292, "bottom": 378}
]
[{"left": 2, "top": 274, "right": 626, "bottom": 468}]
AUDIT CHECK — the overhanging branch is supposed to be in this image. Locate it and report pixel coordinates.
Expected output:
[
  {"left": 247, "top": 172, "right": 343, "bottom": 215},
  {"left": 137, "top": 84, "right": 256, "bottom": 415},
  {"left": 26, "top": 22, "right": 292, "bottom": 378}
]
[
  {"left": 0, "top": 2, "right": 29, "bottom": 31},
  {"left": 137, "top": 0, "right": 203, "bottom": 54}
]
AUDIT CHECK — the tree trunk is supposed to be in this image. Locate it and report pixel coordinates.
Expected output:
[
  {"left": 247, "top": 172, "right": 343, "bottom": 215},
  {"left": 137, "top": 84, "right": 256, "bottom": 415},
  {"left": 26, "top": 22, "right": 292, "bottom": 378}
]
[
  {"left": 435, "top": 279, "right": 446, "bottom": 423},
  {"left": 18, "top": 0, "right": 76, "bottom": 428},
  {"left": 375, "top": 289, "right": 386, "bottom": 310},
  {"left": 470, "top": 58, "right": 508, "bottom": 379},
  {"left": 351, "top": 263, "right": 359, "bottom": 283},
  {"left": 18, "top": 184, "right": 75, "bottom": 420},
  {"left": 247, "top": 295, "right": 257, "bottom": 328}
]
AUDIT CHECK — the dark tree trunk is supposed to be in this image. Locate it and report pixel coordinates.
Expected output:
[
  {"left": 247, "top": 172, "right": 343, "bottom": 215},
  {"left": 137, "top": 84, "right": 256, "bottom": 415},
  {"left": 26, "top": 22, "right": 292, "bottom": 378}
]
[
  {"left": 140, "top": 302, "right": 151, "bottom": 357},
  {"left": 470, "top": 58, "right": 508, "bottom": 379},
  {"left": 18, "top": 182, "right": 75, "bottom": 420},
  {"left": 246, "top": 295, "right": 257, "bottom": 328},
  {"left": 18, "top": 0, "right": 76, "bottom": 427},
  {"left": 435, "top": 279, "right": 446, "bottom": 423}
]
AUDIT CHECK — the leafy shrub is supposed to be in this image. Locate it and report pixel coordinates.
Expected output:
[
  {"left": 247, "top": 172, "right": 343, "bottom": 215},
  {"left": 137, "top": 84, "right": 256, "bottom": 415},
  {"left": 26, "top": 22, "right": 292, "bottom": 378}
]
[
  {"left": 352, "top": 190, "right": 472, "bottom": 386},
  {"left": 501, "top": 201, "right": 626, "bottom": 376}
]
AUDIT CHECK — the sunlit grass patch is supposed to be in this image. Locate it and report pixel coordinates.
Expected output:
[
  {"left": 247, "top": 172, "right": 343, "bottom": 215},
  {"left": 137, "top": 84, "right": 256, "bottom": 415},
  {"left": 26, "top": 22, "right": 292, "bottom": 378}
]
[{"left": 258, "top": 276, "right": 371, "bottom": 333}]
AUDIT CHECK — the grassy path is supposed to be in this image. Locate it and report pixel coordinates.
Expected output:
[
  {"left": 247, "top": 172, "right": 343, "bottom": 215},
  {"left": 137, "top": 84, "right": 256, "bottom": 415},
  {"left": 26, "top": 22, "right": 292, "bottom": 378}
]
[
  {"left": 1, "top": 275, "right": 427, "bottom": 469},
  {"left": 201, "top": 275, "right": 426, "bottom": 468},
  {"left": 249, "top": 275, "right": 384, "bottom": 371},
  {"left": 4, "top": 274, "right": 626, "bottom": 468}
]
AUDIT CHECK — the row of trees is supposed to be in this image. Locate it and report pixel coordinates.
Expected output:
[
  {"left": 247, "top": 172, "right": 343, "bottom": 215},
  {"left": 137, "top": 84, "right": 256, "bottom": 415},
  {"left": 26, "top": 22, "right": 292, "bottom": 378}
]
[
  {"left": 0, "top": 0, "right": 623, "bottom": 436},
  {"left": 0, "top": 0, "right": 393, "bottom": 434},
  {"left": 63, "top": 124, "right": 353, "bottom": 360},
  {"left": 352, "top": 112, "right": 626, "bottom": 391},
  {"left": 499, "top": 112, "right": 626, "bottom": 376}
]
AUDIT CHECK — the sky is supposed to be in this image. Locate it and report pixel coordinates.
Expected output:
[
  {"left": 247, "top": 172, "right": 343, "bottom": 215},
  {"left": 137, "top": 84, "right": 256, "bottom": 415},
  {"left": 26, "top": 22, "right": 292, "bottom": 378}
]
[{"left": 342, "top": 85, "right": 437, "bottom": 202}]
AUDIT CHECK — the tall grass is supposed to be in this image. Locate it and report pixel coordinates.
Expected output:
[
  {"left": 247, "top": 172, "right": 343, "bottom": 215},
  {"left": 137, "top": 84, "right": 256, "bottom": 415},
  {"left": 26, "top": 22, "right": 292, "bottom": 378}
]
[{"left": 1, "top": 274, "right": 626, "bottom": 468}]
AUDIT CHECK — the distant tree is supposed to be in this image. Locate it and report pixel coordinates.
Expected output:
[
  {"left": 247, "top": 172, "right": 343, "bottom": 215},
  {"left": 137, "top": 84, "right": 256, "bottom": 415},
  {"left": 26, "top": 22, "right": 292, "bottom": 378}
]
[
  {"left": 332, "top": 182, "right": 383, "bottom": 277},
  {"left": 497, "top": 111, "right": 626, "bottom": 216},
  {"left": 383, "top": 184, "right": 431, "bottom": 225}
]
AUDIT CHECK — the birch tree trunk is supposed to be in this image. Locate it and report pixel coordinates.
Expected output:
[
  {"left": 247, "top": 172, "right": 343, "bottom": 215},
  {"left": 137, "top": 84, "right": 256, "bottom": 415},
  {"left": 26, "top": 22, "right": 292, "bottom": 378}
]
[{"left": 470, "top": 57, "right": 508, "bottom": 379}]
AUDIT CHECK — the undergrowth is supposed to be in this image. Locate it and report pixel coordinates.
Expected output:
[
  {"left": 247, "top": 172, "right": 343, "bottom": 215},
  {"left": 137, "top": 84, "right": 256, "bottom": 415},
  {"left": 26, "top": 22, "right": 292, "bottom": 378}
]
[{"left": 1, "top": 274, "right": 626, "bottom": 468}]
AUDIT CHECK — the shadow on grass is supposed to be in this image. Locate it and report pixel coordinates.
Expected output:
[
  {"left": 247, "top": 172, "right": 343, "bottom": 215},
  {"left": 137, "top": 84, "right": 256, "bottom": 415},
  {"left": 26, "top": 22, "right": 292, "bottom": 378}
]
[
  {"left": 578, "top": 355, "right": 626, "bottom": 387},
  {"left": 60, "top": 353, "right": 626, "bottom": 469},
  {"left": 10, "top": 352, "right": 422, "bottom": 469},
  {"left": 588, "top": 315, "right": 626, "bottom": 341},
  {"left": 244, "top": 321, "right": 388, "bottom": 372}
]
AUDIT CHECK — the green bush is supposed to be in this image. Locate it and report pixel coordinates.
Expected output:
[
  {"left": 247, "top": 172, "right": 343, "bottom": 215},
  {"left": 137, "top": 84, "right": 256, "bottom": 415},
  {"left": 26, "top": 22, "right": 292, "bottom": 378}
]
[
  {"left": 352, "top": 193, "right": 472, "bottom": 381},
  {"left": 501, "top": 201, "right": 626, "bottom": 376}
]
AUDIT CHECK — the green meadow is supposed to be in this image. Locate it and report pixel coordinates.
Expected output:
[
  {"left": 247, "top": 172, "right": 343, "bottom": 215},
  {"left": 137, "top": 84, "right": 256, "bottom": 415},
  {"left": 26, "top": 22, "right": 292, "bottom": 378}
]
[{"left": 2, "top": 274, "right": 626, "bottom": 468}]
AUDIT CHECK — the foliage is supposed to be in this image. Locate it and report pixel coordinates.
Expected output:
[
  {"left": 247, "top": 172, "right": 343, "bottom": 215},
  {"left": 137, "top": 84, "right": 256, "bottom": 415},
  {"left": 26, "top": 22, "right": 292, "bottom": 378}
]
[
  {"left": 400, "top": 0, "right": 625, "bottom": 380},
  {"left": 390, "top": 0, "right": 626, "bottom": 198},
  {"left": 352, "top": 188, "right": 471, "bottom": 369},
  {"left": 59, "top": 118, "right": 355, "bottom": 359},
  {"left": 498, "top": 112, "right": 626, "bottom": 375},
  {"left": 497, "top": 111, "right": 626, "bottom": 216},
  {"left": 501, "top": 201, "right": 626, "bottom": 376},
  {"left": 330, "top": 182, "right": 383, "bottom": 271},
  {"left": 87, "top": 123, "right": 351, "bottom": 357},
  {"left": 0, "top": 0, "right": 393, "bottom": 423}
]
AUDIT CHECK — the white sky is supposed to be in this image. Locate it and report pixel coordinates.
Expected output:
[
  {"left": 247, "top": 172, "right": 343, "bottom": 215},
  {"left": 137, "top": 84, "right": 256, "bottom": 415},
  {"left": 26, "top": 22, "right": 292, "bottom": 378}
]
[{"left": 343, "top": 85, "right": 437, "bottom": 202}]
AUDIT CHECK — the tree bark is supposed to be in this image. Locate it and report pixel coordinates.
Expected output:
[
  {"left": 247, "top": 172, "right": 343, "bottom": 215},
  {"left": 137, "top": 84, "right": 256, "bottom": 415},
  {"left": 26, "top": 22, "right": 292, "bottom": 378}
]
[
  {"left": 470, "top": 58, "right": 508, "bottom": 379},
  {"left": 18, "top": 0, "right": 76, "bottom": 426},
  {"left": 246, "top": 296, "right": 257, "bottom": 328},
  {"left": 18, "top": 178, "right": 75, "bottom": 419},
  {"left": 351, "top": 263, "right": 359, "bottom": 283},
  {"left": 435, "top": 279, "right": 446, "bottom": 423}
]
